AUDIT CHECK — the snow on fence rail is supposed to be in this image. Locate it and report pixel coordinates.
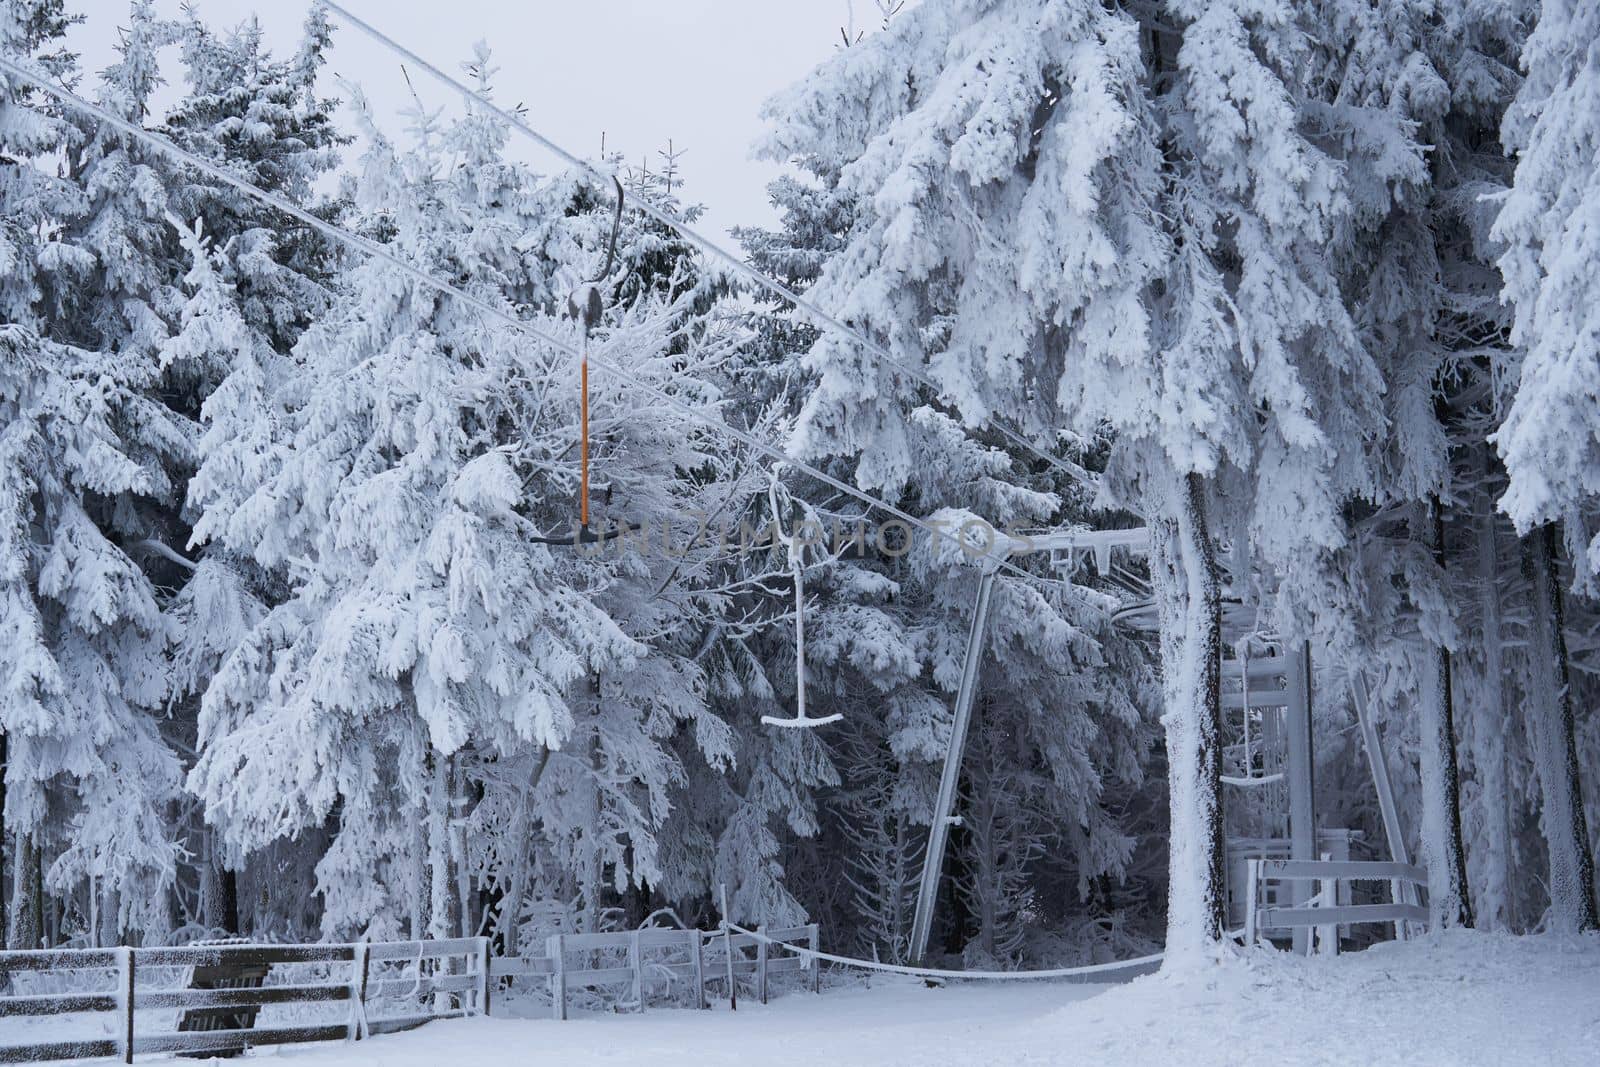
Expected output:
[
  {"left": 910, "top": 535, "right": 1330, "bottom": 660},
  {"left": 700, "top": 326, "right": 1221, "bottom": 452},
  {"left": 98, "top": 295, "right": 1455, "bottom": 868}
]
[
  {"left": 0, "top": 925, "right": 821, "bottom": 1060},
  {"left": 1245, "top": 858, "right": 1430, "bottom": 950},
  {"left": 0, "top": 938, "right": 489, "bottom": 1064},
  {"left": 491, "top": 924, "right": 820, "bottom": 1020}
]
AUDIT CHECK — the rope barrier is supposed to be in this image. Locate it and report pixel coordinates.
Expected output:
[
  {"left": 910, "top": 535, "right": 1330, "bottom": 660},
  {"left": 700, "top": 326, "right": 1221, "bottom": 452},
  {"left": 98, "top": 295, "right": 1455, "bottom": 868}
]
[{"left": 723, "top": 923, "right": 1247, "bottom": 983}]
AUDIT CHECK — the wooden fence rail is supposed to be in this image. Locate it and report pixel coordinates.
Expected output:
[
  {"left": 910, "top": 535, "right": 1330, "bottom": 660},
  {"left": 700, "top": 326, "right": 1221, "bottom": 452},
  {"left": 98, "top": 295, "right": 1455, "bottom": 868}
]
[
  {"left": 0, "top": 938, "right": 487, "bottom": 1064},
  {"left": 496, "top": 923, "right": 819, "bottom": 1021},
  {"left": 1, "top": 924, "right": 821, "bottom": 1061}
]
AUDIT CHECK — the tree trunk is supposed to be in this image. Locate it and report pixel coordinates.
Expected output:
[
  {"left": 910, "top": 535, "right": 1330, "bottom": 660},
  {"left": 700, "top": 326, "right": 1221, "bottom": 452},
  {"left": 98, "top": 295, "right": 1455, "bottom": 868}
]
[
  {"left": 499, "top": 747, "right": 551, "bottom": 957},
  {"left": 1521, "top": 524, "right": 1600, "bottom": 932},
  {"left": 426, "top": 748, "right": 454, "bottom": 941},
  {"left": 451, "top": 761, "right": 473, "bottom": 940},
  {"left": 199, "top": 831, "right": 240, "bottom": 935},
  {"left": 1472, "top": 477, "right": 1512, "bottom": 930},
  {"left": 1419, "top": 501, "right": 1473, "bottom": 929},
  {"left": 7, "top": 832, "right": 41, "bottom": 949},
  {"left": 1, "top": 732, "right": 7, "bottom": 949},
  {"left": 410, "top": 789, "right": 426, "bottom": 940},
  {"left": 1151, "top": 473, "right": 1226, "bottom": 963}
]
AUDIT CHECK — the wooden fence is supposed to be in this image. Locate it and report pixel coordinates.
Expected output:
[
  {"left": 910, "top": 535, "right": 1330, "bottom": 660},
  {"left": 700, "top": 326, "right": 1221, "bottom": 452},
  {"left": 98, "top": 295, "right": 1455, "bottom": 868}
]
[
  {"left": 490, "top": 924, "right": 818, "bottom": 1020},
  {"left": 1, "top": 924, "right": 820, "bottom": 1061},
  {"left": 0, "top": 937, "right": 488, "bottom": 1064}
]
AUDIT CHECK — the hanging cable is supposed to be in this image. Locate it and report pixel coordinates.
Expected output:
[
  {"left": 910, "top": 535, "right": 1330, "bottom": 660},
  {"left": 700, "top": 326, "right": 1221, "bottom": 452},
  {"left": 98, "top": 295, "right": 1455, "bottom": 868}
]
[
  {"left": 0, "top": 54, "right": 1059, "bottom": 591},
  {"left": 315, "top": 0, "right": 1097, "bottom": 495}
]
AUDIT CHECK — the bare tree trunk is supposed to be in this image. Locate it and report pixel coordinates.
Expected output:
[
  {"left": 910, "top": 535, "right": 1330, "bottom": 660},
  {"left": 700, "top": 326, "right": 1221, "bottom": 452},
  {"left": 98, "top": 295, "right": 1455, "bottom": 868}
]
[
  {"left": 1, "top": 732, "right": 7, "bottom": 949},
  {"left": 410, "top": 790, "right": 426, "bottom": 940},
  {"left": 427, "top": 748, "right": 454, "bottom": 940},
  {"left": 1472, "top": 478, "right": 1512, "bottom": 930},
  {"left": 578, "top": 674, "right": 605, "bottom": 934},
  {"left": 1152, "top": 473, "right": 1225, "bottom": 963},
  {"left": 451, "top": 760, "right": 472, "bottom": 940},
  {"left": 1419, "top": 501, "right": 1473, "bottom": 929},
  {"left": 8, "top": 832, "right": 41, "bottom": 949},
  {"left": 499, "top": 747, "right": 551, "bottom": 957},
  {"left": 1521, "top": 524, "right": 1600, "bottom": 932},
  {"left": 198, "top": 831, "right": 240, "bottom": 935}
]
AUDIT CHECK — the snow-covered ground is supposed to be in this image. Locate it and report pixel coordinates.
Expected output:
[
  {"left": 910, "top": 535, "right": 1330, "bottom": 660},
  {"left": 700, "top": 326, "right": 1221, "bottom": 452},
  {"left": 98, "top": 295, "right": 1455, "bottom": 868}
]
[{"left": 218, "top": 932, "right": 1598, "bottom": 1067}]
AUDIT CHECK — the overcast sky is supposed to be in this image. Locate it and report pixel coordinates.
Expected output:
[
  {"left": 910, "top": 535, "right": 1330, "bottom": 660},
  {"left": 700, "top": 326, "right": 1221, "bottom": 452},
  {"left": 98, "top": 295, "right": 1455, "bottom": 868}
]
[{"left": 72, "top": 0, "right": 858, "bottom": 239}]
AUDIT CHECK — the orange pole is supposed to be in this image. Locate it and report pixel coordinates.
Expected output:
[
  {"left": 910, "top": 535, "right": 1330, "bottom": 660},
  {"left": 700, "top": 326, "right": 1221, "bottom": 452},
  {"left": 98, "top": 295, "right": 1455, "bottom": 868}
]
[{"left": 580, "top": 348, "right": 590, "bottom": 530}]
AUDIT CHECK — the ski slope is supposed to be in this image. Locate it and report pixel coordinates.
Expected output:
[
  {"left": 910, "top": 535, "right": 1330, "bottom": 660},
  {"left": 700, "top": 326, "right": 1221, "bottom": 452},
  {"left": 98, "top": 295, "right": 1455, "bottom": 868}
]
[{"left": 234, "top": 932, "right": 1598, "bottom": 1067}]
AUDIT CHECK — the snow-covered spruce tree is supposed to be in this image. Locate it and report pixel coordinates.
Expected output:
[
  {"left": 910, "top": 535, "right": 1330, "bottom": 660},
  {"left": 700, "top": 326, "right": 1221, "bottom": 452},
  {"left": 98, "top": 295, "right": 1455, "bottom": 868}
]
[
  {"left": 751, "top": 0, "right": 1242, "bottom": 959},
  {"left": 1325, "top": 0, "right": 1547, "bottom": 930},
  {"left": 723, "top": 134, "right": 1159, "bottom": 961},
  {"left": 756, "top": 0, "right": 1434, "bottom": 961},
  {"left": 1496, "top": 0, "right": 1600, "bottom": 559},
  {"left": 1492, "top": 0, "right": 1600, "bottom": 932},
  {"left": 157, "top": 7, "right": 344, "bottom": 937},
  {"left": 187, "top": 61, "right": 742, "bottom": 941},
  {"left": 1, "top": 0, "right": 206, "bottom": 947},
  {"left": 0, "top": 0, "right": 81, "bottom": 949}
]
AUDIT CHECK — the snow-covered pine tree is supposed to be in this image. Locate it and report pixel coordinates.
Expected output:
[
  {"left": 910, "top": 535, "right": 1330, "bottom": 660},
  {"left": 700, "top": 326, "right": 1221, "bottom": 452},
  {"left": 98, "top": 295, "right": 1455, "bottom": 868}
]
[
  {"left": 1495, "top": 0, "right": 1600, "bottom": 559},
  {"left": 726, "top": 121, "right": 1159, "bottom": 960},
  {"left": 157, "top": 6, "right": 344, "bottom": 936},
  {"left": 0, "top": 0, "right": 83, "bottom": 949},
  {"left": 1, "top": 0, "right": 204, "bottom": 947},
  {"left": 1491, "top": 0, "right": 1600, "bottom": 933},
  {"left": 187, "top": 57, "right": 745, "bottom": 941},
  {"left": 754, "top": 0, "right": 1413, "bottom": 962}
]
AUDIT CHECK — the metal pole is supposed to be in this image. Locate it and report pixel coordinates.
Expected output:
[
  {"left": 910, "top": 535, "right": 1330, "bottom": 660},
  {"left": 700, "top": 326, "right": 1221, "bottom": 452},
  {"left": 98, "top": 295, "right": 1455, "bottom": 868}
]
[
  {"left": 121, "top": 946, "right": 135, "bottom": 1064},
  {"left": 1349, "top": 670, "right": 1417, "bottom": 938},
  {"left": 1286, "top": 642, "right": 1316, "bottom": 955},
  {"left": 720, "top": 884, "right": 736, "bottom": 1011},
  {"left": 909, "top": 566, "right": 999, "bottom": 963},
  {"left": 756, "top": 928, "right": 769, "bottom": 1005}
]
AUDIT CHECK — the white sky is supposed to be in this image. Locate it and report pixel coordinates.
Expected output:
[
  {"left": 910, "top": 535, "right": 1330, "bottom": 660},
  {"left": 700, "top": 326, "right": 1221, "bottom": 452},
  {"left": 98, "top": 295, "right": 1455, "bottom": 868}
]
[{"left": 71, "top": 0, "right": 857, "bottom": 239}]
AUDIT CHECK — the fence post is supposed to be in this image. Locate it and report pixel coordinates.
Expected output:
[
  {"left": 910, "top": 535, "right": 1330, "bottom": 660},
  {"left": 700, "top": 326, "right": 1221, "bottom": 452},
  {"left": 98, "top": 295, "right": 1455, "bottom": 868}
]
[
  {"left": 478, "top": 936, "right": 492, "bottom": 1016},
  {"left": 1316, "top": 852, "right": 1338, "bottom": 956},
  {"left": 120, "top": 945, "right": 135, "bottom": 1065},
  {"left": 549, "top": 934, "right": 566, "bottom": 1021},
  {"left": 1244, "top": 859, "right": 1260, "bottom": 946},
  {"left": 1391, "top": 879, "right": 1409, "bottom": 942},
  {"left": 690, "top": 928, "right": 706, "bottom": 1010},
  {"left": 756, "top": 928, "right": 768, "bottom": 1005},
  {"left": 807, "top": 925, "right": 820, "bottom": 994},
  {"left": 630, "top": 930, "right": 643, "bottom": 1011},
  {"left": 348, "top": 941, "right": 370, "bottom": 1041},
  {"left": 720, "top": 885, "right": 736, "bottom": 1012}
]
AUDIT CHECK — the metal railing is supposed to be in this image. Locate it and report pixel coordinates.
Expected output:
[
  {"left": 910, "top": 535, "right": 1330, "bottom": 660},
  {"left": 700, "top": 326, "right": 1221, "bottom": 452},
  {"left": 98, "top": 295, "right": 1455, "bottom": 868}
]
[{"left": 1245, "top": 859, "right": 1430, "bottom": 952}]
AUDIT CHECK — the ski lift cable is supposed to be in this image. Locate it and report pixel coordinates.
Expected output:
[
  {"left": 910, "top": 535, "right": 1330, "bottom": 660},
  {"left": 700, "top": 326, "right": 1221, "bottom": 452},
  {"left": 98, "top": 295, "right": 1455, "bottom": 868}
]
[
  {"left": 314, "top": 1, "right": 1098, "bottom": 495},
  {"left": 0, "top": 55, "right": 1054, "bottom": 593}
]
